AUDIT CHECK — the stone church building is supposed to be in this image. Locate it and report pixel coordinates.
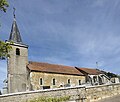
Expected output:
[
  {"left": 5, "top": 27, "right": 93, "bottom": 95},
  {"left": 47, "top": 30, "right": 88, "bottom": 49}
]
[{"left": 3, "top": 15, "right": 111, "bottom": 94}]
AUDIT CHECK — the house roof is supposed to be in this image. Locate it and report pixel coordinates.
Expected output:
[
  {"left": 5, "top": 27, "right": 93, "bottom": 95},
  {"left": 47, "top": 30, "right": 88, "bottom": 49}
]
[
  {"left": 76, "top": 67, "right": 103, "bottom": 75},
  {"left": 27, "top": 61, "right": 84, "bottom": 76}
]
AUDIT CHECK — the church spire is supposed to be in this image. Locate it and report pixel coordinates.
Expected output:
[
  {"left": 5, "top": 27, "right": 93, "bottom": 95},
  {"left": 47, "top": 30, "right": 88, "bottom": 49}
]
[{"left": 9, "top": 8, "right": 22, "bottom": 43}]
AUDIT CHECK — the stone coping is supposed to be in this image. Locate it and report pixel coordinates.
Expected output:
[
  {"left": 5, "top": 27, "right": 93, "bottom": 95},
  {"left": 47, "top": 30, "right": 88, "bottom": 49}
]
[
  {"left": 0, "top": 83, "right": 120, "bottom": 98},
  {"left": 86, "top": 83, "right": 120, "bottom": 89},
  {"left": 0, "top": 85, "right": 85, "bottom": 98}
]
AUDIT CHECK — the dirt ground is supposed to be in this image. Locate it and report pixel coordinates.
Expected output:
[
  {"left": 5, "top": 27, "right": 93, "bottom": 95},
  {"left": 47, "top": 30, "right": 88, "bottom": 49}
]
[{"left": 97, "top": 95, "right": 120, "bottom": 102}]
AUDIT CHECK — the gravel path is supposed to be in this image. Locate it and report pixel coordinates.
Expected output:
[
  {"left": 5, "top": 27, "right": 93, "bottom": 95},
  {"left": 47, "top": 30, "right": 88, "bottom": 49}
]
[{"left": 97, "top": 95, "right": 120, "bottom": 102}]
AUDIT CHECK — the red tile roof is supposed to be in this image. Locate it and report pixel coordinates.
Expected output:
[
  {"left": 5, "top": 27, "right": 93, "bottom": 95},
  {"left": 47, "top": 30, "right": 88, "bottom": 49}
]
[
  {"left": 76, "top": 67, "right": 103, "bottom": 75},
  {"left": 27, "top": 61, "right": 84, "bottom": 76}
]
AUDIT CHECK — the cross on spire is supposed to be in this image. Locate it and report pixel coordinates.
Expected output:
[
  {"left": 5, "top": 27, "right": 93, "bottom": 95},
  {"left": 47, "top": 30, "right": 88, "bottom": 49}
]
[{"left": 13, "top": 7, "right": 16, "bottom": 18}]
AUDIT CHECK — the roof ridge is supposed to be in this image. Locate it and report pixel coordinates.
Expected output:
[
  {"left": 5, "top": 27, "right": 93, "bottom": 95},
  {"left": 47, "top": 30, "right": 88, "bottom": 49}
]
[{"left": 29, "top": 61, "right": 74, "bottom": 68}]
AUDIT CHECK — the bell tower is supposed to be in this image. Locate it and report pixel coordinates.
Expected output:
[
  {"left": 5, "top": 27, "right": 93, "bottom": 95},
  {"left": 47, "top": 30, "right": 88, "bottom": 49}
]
[{"left": 7, "top": 9, "right": 28, "bottom": 93}]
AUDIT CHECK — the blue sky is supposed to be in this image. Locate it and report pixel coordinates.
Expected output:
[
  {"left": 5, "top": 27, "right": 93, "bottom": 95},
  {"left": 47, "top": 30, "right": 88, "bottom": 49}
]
[{"left": 0, "top": 0, "right": 120, "bottom": 89}]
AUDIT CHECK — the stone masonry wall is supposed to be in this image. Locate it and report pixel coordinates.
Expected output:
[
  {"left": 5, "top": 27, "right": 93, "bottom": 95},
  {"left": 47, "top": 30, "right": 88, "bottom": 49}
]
[
  {"left": 8, "top": 45, "right": 28, "bottom": 93},
  {"left": 30, "top": 72, "right": 85, "bottom": 90},
  {"left": 0, "top": 83, "right": 120, "bottom": 102}
]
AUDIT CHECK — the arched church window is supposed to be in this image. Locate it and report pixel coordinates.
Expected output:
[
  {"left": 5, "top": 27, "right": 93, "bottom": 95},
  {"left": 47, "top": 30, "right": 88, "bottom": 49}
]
[
  {"left": 40, "top": 78, "right": 43, "bottom": 85},
  {"left": 68, "top": 79, "right": 70, "bottom": 84},
  {"left": 53, "top": 78, "right": 55, "bottom": 85},
  {"left": 79, "top": 80, "right": 81, "bottom": 85},
  {"left": 16, "top": 48, "right": 20, "bottom": 55}
]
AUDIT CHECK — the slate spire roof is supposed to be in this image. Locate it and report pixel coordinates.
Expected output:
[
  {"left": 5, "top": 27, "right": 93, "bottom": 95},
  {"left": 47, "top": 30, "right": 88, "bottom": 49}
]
[{"left": 9, "top": 14, "right": 22, "bottom": 44}]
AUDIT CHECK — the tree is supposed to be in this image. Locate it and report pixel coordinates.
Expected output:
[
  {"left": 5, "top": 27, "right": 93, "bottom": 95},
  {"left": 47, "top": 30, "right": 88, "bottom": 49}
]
[
  {"left": 0, "top": 0, "right": 11, "bottom": 59},
  {"left": 0, "top": 0, "right": 9, "bottom": 12},
  {"left": 0, "top": 41, "right": 12, "bottom": 59}
]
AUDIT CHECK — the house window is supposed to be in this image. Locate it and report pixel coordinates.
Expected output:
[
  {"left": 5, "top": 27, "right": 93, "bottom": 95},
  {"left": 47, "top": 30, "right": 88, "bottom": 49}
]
[
  {"left": 68, "top": 79, "right": 70, "bottom": 84},
  {"left": 16, "top": 48, "right": 20, "bottom": 55},
  {"left": 53, "top": 78, "right": 55, "bottom": 85},
  {"left": 40, "top": 78, "right": 43, "bottom": 85},
  {"left": 79, "top": 80, "right": 81, "bottom": 85},
  {"left": 93, "top": 76, "right": 97, "bottom": 83}
]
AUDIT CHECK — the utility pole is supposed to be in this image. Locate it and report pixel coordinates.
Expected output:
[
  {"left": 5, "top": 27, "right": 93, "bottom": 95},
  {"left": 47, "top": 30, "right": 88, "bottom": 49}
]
[{"left": 96, "top": 62, "right": 98, "bottom": 69}]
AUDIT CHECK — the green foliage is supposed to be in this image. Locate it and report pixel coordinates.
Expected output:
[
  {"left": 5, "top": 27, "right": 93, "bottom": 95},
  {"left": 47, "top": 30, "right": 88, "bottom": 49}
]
[
  {"left": 106, "top": 72, "right": 117, "bottom": 78},
  {"left": 28, "top": 96, "right": 70, "bottom": 102},
  {"left": 0, "top": 0, "right": 10, "bottom": 59},
  {"left": 0, "top": 41, "right": 12, "bottom": 59},
  {"left": 96, "top": 69, "right": 118, "bottom": 78},
  {"left": 0, "top": 0, "right": 9, "bottom": 12}
]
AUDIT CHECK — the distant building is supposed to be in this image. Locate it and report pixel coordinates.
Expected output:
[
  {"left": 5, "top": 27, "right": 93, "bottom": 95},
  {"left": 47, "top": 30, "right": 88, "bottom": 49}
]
[
  {"left": 110, "top": 77, "right": 120, "bottom": 83},
  {"left": 75, "top": 67, "right": 112, "bottom": 85}
]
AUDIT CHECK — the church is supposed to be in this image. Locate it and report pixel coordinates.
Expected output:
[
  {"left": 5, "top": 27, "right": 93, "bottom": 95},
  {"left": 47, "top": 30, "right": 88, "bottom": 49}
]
[{"left": 3, "top": 14, "right": 111, "bottom": 94}]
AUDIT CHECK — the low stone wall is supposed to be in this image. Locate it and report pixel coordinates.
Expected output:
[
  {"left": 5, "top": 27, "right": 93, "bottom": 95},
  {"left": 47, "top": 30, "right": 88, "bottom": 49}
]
[
  {"left": 0, "top": 83, "right": 120, "bottom": 102},
  {"left": 0, "top": 86, "right": 86, "bottom": 102},
  {"left": 86, "top": 83, "right": 120, "bottom": 102}
]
